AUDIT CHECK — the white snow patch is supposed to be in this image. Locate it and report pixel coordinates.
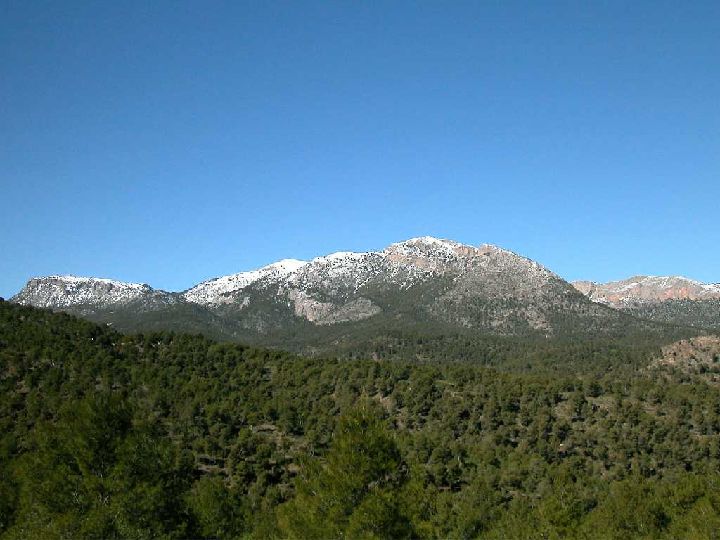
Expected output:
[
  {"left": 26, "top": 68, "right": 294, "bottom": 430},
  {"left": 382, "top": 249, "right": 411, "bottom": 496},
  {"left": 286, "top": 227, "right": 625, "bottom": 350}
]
[{"left": 183, "top": 259, "right": 308, "bottom": 304}]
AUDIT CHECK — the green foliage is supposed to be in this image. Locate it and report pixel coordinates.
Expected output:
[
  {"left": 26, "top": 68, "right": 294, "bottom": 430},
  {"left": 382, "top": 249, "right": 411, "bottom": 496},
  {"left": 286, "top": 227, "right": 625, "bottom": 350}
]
[
  {"left": 276, "top": 404, "right": 412, "bottom": 539},
  {"left": 0, "top": 460, "right": 17, "bottom": 535},
  {"left": 187, "top": 476, "right": 247, "bottom": 539},
  {"left": 627, "top": 299, "right": 720, "bottom": 331},
  {"left": 2, "top": 300, "right": 720, "bottom": 538},
  {"left": 5, "top": 393, "right": 193, "bottom": 539}
]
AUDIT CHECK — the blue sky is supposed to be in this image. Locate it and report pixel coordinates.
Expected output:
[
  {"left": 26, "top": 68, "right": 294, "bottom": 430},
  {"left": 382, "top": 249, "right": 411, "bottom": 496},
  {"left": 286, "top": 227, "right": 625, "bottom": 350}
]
[{"left": 1, "top": 1, "right": 718, "bottom": 297}]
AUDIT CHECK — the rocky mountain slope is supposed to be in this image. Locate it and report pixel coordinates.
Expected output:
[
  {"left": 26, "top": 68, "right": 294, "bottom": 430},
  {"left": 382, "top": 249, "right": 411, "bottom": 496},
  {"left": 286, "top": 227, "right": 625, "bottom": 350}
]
[
  {"left": 573, "top": 276, "right": 720, "bottom": 329},
  {"left": 12, "top": 237, "right": 687, "bottom": 352}
]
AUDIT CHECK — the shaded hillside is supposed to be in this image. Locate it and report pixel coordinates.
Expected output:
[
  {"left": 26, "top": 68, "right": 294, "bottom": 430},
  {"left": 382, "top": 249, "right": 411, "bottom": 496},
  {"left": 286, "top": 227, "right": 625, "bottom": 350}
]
[{"left": 626, "top": 299, "right": 720, "bottom": 330}]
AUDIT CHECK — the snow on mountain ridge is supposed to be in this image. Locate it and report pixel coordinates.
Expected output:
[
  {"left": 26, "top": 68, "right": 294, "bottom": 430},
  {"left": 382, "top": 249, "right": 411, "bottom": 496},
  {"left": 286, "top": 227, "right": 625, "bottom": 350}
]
[
  {"left": 13, "top": 237, "right": 645, "bottom": 335},
  {"left": 185, "top": 237, "right": 483, "bottom": 305},
  {"left": 319, "top": 251, "right": 366, "bottom": 262},
  {"left": 13, "top": 275, "right": 153, "bottom": 308},
  {"left": 182, "top": 259, "right": 308, "bottom": 305},
  {"left": 13, "top": 237, "right": 563, "bottom": 310},
  {"left": 387, "top": 236, "right": 463, "bottom": 254},
  {"left": 38, "top": 275, "right": 148, "bottom": 288}
]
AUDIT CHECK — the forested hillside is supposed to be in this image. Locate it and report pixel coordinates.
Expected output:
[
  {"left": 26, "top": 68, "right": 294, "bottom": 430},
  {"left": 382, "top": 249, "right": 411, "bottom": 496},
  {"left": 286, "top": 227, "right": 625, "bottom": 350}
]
[
  {"left": 2, "top": 300, "right": 720, "bottom": 538},
  {"left": 625, "top": 299, "right": 720, "bottom": 331}
]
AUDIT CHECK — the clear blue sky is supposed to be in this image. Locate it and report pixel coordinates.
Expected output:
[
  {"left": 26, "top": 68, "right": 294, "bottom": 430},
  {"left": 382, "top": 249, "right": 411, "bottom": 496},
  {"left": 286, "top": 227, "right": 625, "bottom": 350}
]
[{"left": 2, "top": 1, "right": 718, "bottom": 297}]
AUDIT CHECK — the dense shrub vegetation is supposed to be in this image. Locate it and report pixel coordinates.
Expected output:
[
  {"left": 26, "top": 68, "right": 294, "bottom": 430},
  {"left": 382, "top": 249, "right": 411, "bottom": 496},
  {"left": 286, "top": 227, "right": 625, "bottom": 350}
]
[{"left": 1, "top": 300, "right": 720, "bottom": 538}]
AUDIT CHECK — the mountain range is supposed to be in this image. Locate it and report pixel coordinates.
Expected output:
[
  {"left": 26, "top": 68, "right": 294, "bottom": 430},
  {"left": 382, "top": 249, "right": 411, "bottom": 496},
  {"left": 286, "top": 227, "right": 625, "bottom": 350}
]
[
  {"left": 572, "top": 275, "right": 720, "bottom": 306},
  {"left": 11, "top": 237, "right": 718, "bottom": 355},
  {"left": 572, "top": 276, "right": 720, "bottom": 329}
]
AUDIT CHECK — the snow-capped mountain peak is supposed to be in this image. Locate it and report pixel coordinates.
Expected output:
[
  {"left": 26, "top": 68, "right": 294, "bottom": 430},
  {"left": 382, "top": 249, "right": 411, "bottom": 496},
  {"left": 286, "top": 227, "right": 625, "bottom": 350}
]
[
  {"left": 386, "top": 236, "right": 464, "bottom": 256},
  {"left": 315, "top": 251, "right": 367, "bottom": 263}
]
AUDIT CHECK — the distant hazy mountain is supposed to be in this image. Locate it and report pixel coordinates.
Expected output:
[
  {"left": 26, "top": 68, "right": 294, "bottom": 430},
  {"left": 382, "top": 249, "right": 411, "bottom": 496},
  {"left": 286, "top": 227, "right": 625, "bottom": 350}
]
[
  {"left": 573, "top": 276, "right": 720, "bottom": 329},
  {"left": 12, "top": 237, "right": 684, "bottom": 351},
  {"left": 572, "top": 276, "right": 720, "bottom": 306}
]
